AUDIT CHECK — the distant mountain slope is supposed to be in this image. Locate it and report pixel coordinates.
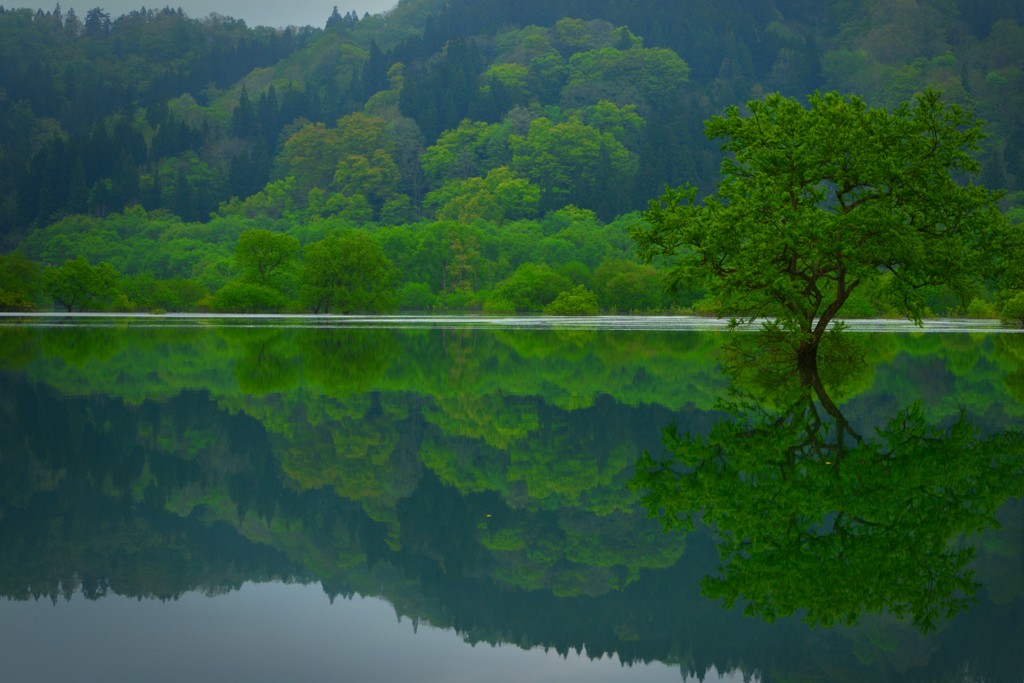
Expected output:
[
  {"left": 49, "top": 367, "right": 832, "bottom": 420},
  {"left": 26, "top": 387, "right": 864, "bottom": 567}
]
[{"left": 1, "top": 0, "right": 1021, "bottom": 271}]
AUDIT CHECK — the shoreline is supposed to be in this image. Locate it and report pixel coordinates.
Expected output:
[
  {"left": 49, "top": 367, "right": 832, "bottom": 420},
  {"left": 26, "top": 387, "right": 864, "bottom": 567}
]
[{"left": 0, "top": 312, "right": 1017, "bottom": 333}]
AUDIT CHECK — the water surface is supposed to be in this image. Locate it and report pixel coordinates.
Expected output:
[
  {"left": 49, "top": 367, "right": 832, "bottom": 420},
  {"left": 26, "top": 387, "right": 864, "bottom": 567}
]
[{"left": 1, "top": 316, "right": 1022, "bottom": 682}]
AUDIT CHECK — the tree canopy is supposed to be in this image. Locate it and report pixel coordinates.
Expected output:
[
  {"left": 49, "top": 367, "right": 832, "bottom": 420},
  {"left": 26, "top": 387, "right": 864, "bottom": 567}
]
[
  {"left": 300, "top": 232, "right": 398, "bottom": 313},
  {"left": 41, "top": 256, "right": 119, "bottom": 312},
  {"left": 634, "top": 90, "right": 1010, "bottom": 363},
  {"left": 235, "top": 228, "right": 299, "bottom": 285}
]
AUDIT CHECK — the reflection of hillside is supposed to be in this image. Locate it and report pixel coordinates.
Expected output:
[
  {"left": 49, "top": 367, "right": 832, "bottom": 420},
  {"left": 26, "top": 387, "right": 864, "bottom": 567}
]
[
  {"left": 0, "top": 377, "right": 307, "bottom": 601},
  {"left": 5, "top": 325, "right": 1022, "bottom": 427},
  {"left": 1, "top": 325, "right": 732, "bottom": 412},
  {"left": 424, "top": 392, "right": 541, "bottom": 450}
]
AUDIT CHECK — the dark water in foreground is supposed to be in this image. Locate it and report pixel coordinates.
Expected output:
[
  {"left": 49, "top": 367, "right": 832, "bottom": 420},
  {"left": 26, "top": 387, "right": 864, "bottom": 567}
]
[{"left": 1, "top": 316, "right": 1023, "bottom": 682}]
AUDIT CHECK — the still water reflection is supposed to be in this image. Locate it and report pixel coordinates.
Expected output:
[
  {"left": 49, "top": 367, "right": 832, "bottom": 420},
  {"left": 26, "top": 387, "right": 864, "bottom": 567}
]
[
  {"left": 635, "top": 334, "right": 1024, "bottom": 633},
  {"left": 1, "top": 585, "right": 691, "bottom": 683},
  {"left": 1, "top": 318, "right": 1023, "bottom": 682}
]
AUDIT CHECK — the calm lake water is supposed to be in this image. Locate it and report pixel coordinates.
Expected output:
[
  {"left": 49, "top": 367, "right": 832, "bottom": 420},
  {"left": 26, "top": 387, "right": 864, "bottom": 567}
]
[{"left": 2, "top": 315, "right": 1024, "bottom": 682}]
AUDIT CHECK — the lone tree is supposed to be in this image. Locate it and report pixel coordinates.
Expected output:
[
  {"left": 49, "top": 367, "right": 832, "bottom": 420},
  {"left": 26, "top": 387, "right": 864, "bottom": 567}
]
[{"left": 634, "top": 90, "right": 1009, "bottom": 366}]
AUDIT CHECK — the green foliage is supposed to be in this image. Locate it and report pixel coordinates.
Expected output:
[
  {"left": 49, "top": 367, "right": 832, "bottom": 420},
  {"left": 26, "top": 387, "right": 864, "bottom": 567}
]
[
  {"left": 41, "top": 256, "right": 120, "bottom": 311},
  {"left": 554, "top": 18, "right": 620, "bottom": 54},
  {"left": 580, "top": 101, "right": 645, "bottom": 149},
  {"left": 19, "top": 209, "right": 234, "bottom": 281},
  {"left": 397, "top": 282, "right": 437, "bottom": 311},
  {"left": 333, "top": 150, "right": 400, "bottom": 206},
  {"left": 300, "top": 232, "right": 398, "bottom": 313},
  {"left": 493, "top": 263, "right": 571, "bottom": 312},
  {"left": 965, "top": 297, "right": 997, "bottom": 319},
  {"left": 276, "top": 123, "right": 348, "bottom": 194},
  {"left": 544, "top": 285, "right": 599, "bottom": 315},
  {"left": 420, "top": 119, "right": 509, "bottom": 190},
  {"left": 211, "top": 281, "right": 289, "bottom": 313},
  {"left": 237, "top": 228, "right": 301, "bottom": 278},
  {"left": 1001, "top": 292, "right": 1024, "bottom": 327},
  {"left": 119, "top": 273, "right": 207, "bottom": 312},
  {"left": 479, "top": 63, "right": 531, "bottom": 103},
  {"left": 424, "top": 166, "right": 540, "bottom": 223},
  {"left": 306, "top": 190, "right": 375, "bottom": 224},
  {"left": 235, "top": 228, "right": 300, "bottom": 287},
  {"left": 562, "top": 46, "right": 690, "bottom": 113},
  {"left": 635, "top": 90, "right": 1009, "bottom": 359},
  {"left": 219, "top": 178, "right": 303, "bottom": 219},
  {"left": 482, "top": 295, "right": 516, "bottom": 315},
  {"left": 7, "top": 205, "right": 663, "bottom": 314},
  {"left": 511, "top": 115, "right": 637, "bottom": 213},
  {"left": 0, "top": 253, "right": 41, "bottom": 311},
  {"left": 593, "top": 258, "right": 668, "bottom": 312},
  {"left": 378, "top": 196, "right": 417, "bottom": 225}
]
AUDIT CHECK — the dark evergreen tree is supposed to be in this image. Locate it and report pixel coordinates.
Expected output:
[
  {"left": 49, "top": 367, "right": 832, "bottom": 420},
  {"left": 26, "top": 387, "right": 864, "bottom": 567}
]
[
  {"left": 120, "top": 85, "right": 136, "bottom": 119},
  {"left": 110, "top": 151, "right": 140, "bottom": 208},
  {"left": 90, "top": 178, "right": 111, "bottom": 216},
  {"left": 84, "top": 123, "right": 114, "bottom": 187},
  {"left": 279, "top": 82, "right": 312, "bottom": 126},
  {"left": 171, "top": 167, "right": 196, "bottom": 220},
  {"left": 83, "top": 7, "right": 110, "bottom": 37},
  {"left": 256, "top": 86, "right": 279, "bottom": 148},
  {"left": 325, "top": 5, "right": 343, "bottom": 32},
  {"left": 1005, "top": 125, "right": 1024, "bottom": 190},
  {"left": 145, "top": 167, "right": 163, "bottom": 211},
  {"left": 113, "top": 117, "right": 146, "bottom": 165},
  {"left": 146, "top": 97, "right": 168, "bottom": 129},
  {"left": 232, "top": 87, "right": 256, "bottom": 139},
  {"left": 399, "top": 38, "right": 484, "bottom": 140},
  {"left": 34, "top": 139, "right": 71, "bottom": 224},
  {"left": 67, "top": 157, "right": 88, "bottom": 214},
  {"left": 361, "top": 40, "right": 390, "bottom": 99},
  {"left": 63, "top": 6, "right": 81, "bottom": 36}
]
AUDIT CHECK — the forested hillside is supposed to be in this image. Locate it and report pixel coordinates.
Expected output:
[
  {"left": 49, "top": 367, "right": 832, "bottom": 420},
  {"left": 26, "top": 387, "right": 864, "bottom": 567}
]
[{"left": 1, "top": 0, "right": 1022, "bottom": 314}]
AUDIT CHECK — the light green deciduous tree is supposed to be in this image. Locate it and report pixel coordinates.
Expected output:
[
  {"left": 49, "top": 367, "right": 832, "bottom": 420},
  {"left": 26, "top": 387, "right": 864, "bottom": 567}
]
[
  {"left": 235, "top": 228, "right": 299, "bottom": 286},
  {"left": 41, "top": 256, "right": 119, "bottom": 312},
  {"left": 634, "top": 90, "right": 1010, "bottom": 366},
  {"left": 300, "top": 233, "right": 398, "bottom": 313}
]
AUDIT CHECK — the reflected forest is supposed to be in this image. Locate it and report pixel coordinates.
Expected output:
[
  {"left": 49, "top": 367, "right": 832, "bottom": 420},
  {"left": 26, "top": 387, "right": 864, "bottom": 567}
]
[{"left": 3, "top": 322, "right": 1024, "bottom": 681}]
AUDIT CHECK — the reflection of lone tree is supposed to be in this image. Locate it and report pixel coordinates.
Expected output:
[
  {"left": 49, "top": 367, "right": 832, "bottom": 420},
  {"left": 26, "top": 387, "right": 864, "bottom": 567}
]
[
  {"left": 633, "top": 90, "right": 1008, "bottom": 365},
  {"left": 632, "top": 351, "right": 1024, "bottom": 632}
]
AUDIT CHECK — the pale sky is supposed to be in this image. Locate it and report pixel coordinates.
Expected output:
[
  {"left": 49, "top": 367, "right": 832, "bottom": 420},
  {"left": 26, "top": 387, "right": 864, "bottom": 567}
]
[{"left": 23, "top": 0, "right": 399, "bottom": 29}]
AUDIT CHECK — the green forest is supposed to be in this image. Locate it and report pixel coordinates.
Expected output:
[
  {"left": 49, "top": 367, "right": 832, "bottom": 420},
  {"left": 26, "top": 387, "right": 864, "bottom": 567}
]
[{"left": 1, "top": 0, "right": 1023, "bottom": 316}]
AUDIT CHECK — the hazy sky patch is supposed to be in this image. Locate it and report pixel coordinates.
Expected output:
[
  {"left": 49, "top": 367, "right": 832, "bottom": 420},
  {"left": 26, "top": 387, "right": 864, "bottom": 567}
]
[{"left": 17, "top": 0, "right": 398, "bottom": 30}]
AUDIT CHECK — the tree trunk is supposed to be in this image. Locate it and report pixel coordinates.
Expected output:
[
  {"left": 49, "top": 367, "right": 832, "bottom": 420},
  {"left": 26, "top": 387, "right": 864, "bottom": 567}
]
[{"left": 796, "top": 340, "right": 819, "bottom": 374}]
